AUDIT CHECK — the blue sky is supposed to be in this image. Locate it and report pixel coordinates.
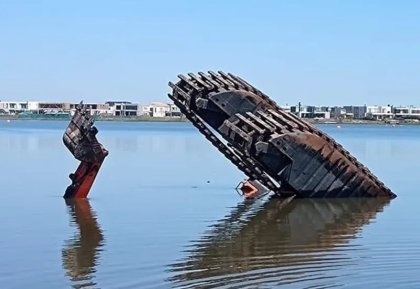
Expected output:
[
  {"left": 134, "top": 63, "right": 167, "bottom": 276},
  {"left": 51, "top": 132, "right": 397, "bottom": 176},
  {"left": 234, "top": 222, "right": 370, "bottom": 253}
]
[{"left": 1, "top": 0, "right": 419, "bottom": 105}]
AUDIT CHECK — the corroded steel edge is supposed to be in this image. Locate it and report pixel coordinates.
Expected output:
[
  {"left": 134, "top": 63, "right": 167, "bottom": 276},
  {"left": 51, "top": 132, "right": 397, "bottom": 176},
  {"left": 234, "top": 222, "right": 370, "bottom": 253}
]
[{"left": 168, "top": 71, "right": 396, "bottom": 198}]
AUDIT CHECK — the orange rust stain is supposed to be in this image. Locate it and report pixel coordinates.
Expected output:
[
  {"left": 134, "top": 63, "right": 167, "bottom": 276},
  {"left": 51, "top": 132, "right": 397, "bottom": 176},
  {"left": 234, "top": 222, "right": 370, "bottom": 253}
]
[{"left": 69, "top": 159, "right": 104, "bottom": 198}]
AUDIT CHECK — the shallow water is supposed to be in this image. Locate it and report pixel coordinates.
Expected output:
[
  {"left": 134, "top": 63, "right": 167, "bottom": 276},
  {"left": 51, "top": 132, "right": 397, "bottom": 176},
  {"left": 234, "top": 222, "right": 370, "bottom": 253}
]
[{"left": 0, "top": 120, "right": 419, "bottom": 288}]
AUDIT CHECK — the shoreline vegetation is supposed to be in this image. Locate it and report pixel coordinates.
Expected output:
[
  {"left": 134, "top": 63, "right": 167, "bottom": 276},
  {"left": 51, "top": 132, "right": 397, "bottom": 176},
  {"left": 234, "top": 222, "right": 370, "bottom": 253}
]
[{"left": 1, "top": 114, "right": 419, "bottom": 125}]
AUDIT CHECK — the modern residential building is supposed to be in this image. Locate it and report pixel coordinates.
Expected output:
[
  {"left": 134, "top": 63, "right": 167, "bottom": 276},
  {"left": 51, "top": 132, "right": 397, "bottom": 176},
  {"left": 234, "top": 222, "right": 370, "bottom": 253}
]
[
  {"left": 106, "top": 101, "right": 140, "bottom": 116},
  {"left": 343, "top": 106, "right": 367, "bottom": 119},
  {"left": 366, "top": 105, "right": 393, "bottom": 119},
  {"left": 329, "top": 106, "right": 346, "bottom": 119},
  {"left": 168, "top": 104, "right": 182, "bottom": 117},
  {"left": 393, "top": 105, "right": 420, "bottom": 119},
  {"left": 290, "top": 105, "right": 331, "bottom": 119},
  {"left": 0, "top": 101, "right": 30, "bottom": 114},
  {"left": 280, "top": 105, "right": 291, "bottom": 113},
  {"left": 70, "top": 103, "right": 110, "bottom": 115},
  {"left": 140, "top": 104, "right": 151, "bottom": 116},
  {"left": 4, "top": 101, "right": 60, "bottom": 113},
  {"left": 149, "top": 102, "right": 170, "bottom": 117}
]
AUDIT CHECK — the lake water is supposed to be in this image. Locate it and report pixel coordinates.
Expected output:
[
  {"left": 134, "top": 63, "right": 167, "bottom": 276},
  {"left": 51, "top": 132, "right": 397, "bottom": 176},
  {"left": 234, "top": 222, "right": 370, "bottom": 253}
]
[{"left": 0, "top": 120, "right": 419, "bottom": 289}]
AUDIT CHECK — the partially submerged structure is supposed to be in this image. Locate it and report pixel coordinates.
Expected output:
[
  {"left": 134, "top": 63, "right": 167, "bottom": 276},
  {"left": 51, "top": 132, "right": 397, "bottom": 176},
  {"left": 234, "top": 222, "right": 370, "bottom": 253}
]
[
  {"left": 169, "top": 72, "right": 396, "bottom": 198},
  {"left": 63, "top": 103, "right": 108, "bottom": 198}
]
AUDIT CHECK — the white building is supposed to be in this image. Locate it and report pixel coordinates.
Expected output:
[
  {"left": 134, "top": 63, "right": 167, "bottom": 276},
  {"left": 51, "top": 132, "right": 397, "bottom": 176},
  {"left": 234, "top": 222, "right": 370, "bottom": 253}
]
[
  {"left": 69, "top": 103, "right": 110, "bottom": 115},
  {"left": 291, "top": 105, "right": 331, "bottom": 119},
  {"left": 0, "top": 101, "right": 7, "bottom": 112},
  {"left": 393, "top": 105, "right": 420, "bottom": 119},
  {"left": 280, "top": 105, "right": 291, "bottom": 113},
  {"left": 168, "top": 104, "right": 181, "bottom": 117},
  {"left": 139, "top": 105, "right": 151, "bottom": 116},
  {"left": 366, "top": 105, "right": 393, "bottom": 119},
  {"left": 0, "top": 101, "right": 26, "bottom": 113},
  {"left": 106, "top": 101, "right": 140, "bottom": 116},
  {"left": 28, "top": 101, "right": 40, "bottom": 111},
  {"left": 150, "top": 102, "right": 170, "bottom": 117},
  {"left": 0, "top": 101, "right": 74, "bottom": 114}
]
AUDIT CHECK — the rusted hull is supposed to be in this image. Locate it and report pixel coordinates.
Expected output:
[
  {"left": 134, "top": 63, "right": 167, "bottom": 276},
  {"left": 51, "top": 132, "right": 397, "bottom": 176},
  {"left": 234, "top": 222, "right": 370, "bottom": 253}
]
[
  {"left": 168, "top": 72, "right": 396, "bottom": 198},
  {"left": 63, "top": 103, "right": 108, "bottom": 199},
  {"left": 63, "top": 160, "right": 104, "bottom": 198}
]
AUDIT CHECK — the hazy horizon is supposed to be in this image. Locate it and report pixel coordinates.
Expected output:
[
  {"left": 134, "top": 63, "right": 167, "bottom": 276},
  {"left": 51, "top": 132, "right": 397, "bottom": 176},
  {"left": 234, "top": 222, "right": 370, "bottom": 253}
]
[{"left": 1, "top": 1, "right": 419, "bottom": 105}]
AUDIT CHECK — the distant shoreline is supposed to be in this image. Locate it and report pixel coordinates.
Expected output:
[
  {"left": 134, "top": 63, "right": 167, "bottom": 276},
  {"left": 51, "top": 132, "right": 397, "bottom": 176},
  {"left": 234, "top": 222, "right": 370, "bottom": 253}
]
[
  {"left": 0, "top": 114, "right": 189, "bottom": 122},
  {"left": 305, "top": 118, "right": 420, "bottom": 125},
  {"left": 1, "top": 114, "right": 419, "bottom": 125}
]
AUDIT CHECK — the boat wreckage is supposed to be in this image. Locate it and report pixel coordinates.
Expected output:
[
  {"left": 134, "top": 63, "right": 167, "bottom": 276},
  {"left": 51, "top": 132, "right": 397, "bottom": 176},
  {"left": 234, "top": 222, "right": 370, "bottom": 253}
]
[
  {"left": 168, "top": 71, "right": 396, "bottom": 199},
  {"left": 63, "top": 103, "right": 108, "bottom": 198}
]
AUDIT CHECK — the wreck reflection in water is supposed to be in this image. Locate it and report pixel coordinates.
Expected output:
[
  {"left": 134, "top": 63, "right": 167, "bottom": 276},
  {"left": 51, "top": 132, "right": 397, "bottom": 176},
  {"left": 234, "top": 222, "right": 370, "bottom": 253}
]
[
  {"left": 168, "top": 198, "right": 390, "bottom": 288},
  {"left": 62, "top": 199, "right": 104, "bottom": 289}
]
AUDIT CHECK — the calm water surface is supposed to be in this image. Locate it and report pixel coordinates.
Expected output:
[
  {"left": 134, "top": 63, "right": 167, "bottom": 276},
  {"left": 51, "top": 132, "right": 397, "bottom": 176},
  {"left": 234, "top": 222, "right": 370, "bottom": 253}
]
[{"left": 0, "top": 120, "right": 419, "bottom": 288}]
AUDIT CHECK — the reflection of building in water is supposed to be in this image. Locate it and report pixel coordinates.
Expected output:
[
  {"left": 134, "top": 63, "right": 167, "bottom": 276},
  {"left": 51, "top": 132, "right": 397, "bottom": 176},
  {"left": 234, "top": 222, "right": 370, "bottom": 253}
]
[
  {"left": 168, "top": 198, "right": 390, "bottom": 288},
  {"left": 62, "top": 199, "right": 104, "bottom": 289}
]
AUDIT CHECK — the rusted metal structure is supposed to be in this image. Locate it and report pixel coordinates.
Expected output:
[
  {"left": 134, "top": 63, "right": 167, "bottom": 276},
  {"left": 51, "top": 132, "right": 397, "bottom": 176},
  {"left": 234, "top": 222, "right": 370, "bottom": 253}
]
[
  {"left": 63, "top": 103, "right": 108, "bottom": 198},
  {"left": 169, "top": 72, "right": 396, "bottom": 198}
]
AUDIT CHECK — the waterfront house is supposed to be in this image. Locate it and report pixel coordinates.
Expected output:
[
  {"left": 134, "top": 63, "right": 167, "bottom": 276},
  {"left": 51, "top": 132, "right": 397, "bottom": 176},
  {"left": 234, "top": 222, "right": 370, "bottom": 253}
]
[
  {"left": 168, "top": 104, "right": 182, "bottom": 117},
  {"left": 0, "top": 101, "right": 29, "bottom": 114},
  {"left": 366, "top": 105, "right": 393, "bottom": 120},
  {"left": 393, "top": 105, "right": 420, "bottom": 119},
  {"left": 70, "top": 103, "right": 110, "bottom": 115},
  {"left": 343, "top": 106, "right": 367, "bottom": 119},
  {"left": 290, "top": 104, "right": 331, "bottom": 119},
  {"left": 149, "top": 102, "right": 170, "bottom": 117},
  {"left": 106, "top": 101, "right": 140, "bottom": 116}
]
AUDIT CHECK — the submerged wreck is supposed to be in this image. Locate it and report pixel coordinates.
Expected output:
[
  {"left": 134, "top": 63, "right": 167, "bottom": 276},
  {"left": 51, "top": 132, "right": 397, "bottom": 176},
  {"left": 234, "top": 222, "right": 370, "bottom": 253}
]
[
  {"left": 169, "top": 72, "right": 396, "bottom": 198},
  {"left": 63, "top": 103, "right": 108, "bottom": 198}
]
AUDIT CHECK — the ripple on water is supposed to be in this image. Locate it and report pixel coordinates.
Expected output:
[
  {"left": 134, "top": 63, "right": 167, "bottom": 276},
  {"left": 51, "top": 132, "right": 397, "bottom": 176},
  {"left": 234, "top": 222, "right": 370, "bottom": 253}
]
[
  {"left": 167, "top": 198, "right": 390, "bottom": 289},
  {"left": 62, "top": 199, "right": 104, "bottom": 289}
]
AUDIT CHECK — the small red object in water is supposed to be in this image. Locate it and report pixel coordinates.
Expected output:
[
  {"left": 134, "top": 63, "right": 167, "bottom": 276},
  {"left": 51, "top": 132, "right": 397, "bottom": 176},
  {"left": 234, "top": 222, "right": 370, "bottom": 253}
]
[{"left": 239, "top": 180, "right": 262, "bottom": 199}]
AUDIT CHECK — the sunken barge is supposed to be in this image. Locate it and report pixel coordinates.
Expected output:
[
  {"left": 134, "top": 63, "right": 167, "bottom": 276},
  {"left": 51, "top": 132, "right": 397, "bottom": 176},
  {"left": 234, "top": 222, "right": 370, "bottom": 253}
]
[{"left": 168, "top": 72, "right": 396, "bottom": 198}]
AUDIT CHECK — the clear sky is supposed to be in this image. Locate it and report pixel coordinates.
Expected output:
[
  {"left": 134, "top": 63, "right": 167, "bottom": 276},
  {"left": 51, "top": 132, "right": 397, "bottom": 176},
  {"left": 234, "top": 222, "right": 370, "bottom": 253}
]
[{"left": 1, "top": 0, "right": 419, "bottom": 106}]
